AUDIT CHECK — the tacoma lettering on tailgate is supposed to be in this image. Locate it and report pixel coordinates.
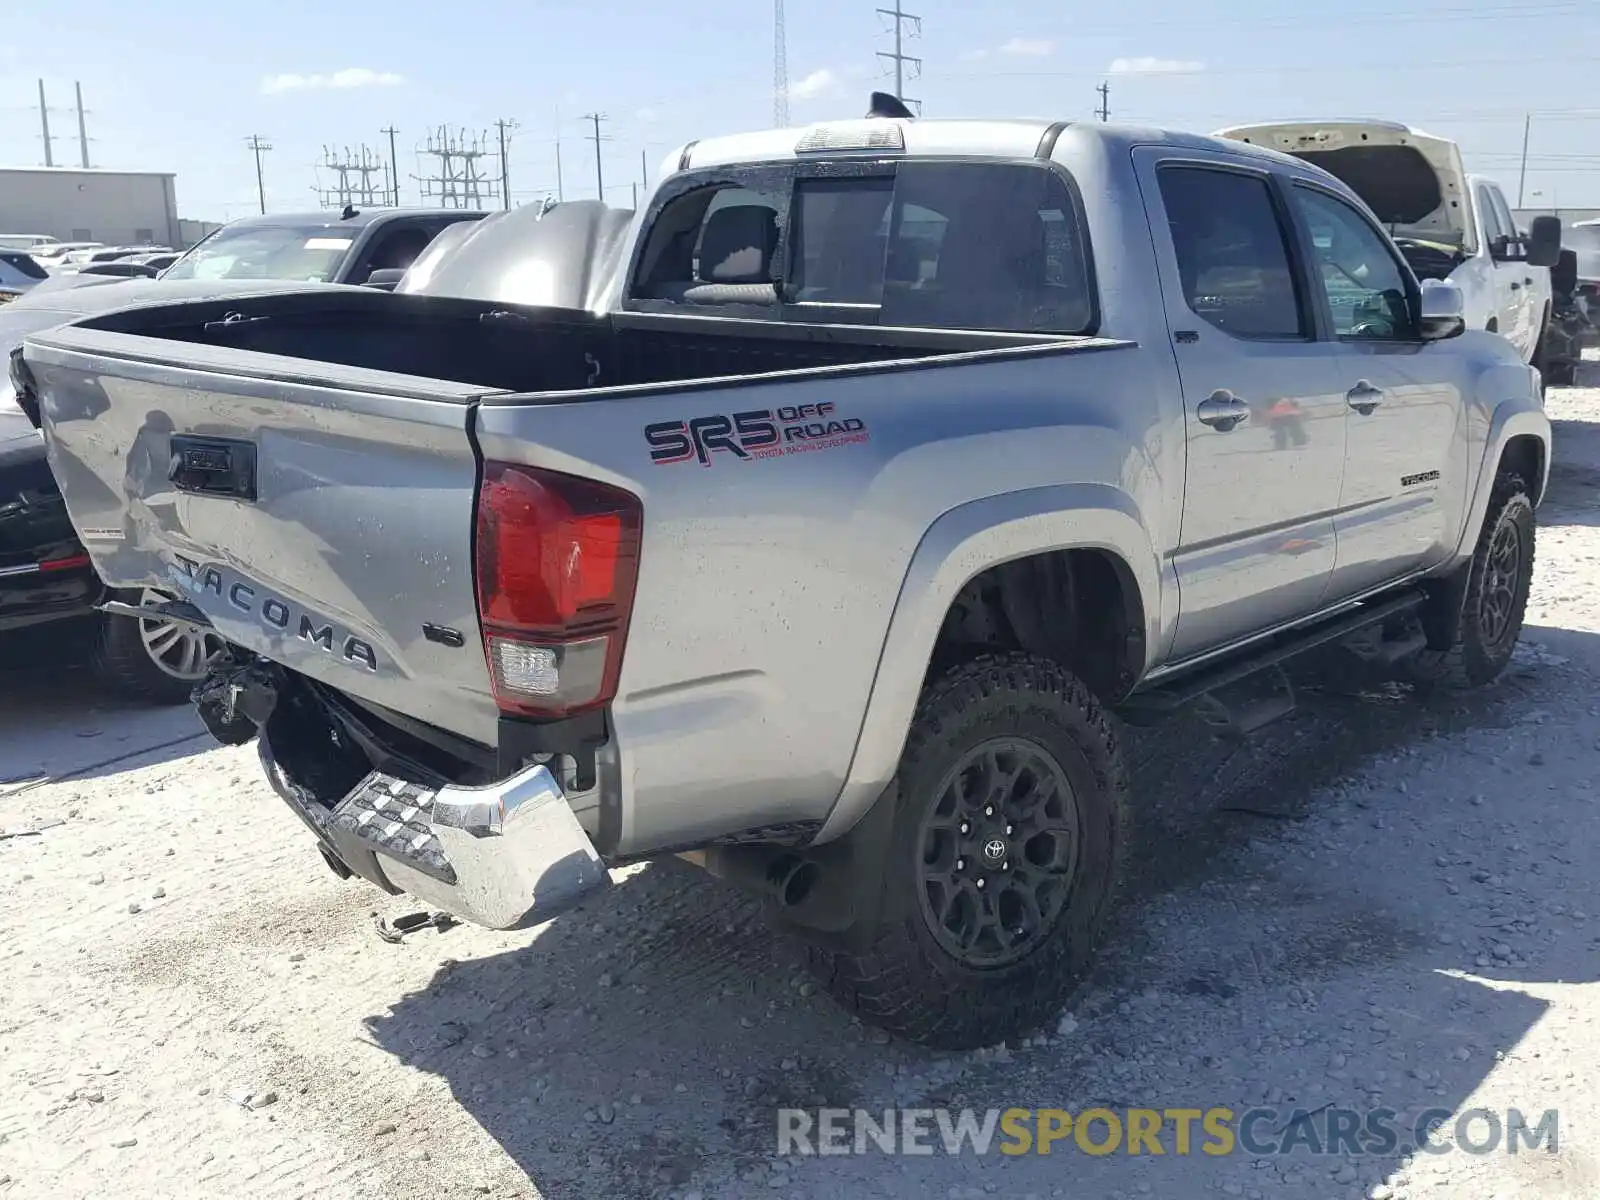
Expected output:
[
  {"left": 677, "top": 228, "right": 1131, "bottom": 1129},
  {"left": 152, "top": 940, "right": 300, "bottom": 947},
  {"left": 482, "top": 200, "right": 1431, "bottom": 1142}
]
[{"left": 169, "top": 555, "right": 380, "bottom": 672}]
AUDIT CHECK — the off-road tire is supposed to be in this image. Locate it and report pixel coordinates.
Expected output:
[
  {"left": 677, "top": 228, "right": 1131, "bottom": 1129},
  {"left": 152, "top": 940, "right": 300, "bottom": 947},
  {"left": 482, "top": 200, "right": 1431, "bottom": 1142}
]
[
  {"left": 1408, "top": 471, "right": 1535, "bottom": 690},
  {"left": 806, "top": 652, "right": 1129, "bottom": 1050},
  {"left": 92, "top": 611, "right": 198, "bottom": 706}
]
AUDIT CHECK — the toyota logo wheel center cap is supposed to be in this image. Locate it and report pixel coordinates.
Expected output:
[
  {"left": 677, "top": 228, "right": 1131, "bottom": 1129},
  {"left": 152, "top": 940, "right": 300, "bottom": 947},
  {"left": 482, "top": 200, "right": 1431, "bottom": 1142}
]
[{"left": 982, "top": 838, "right": 1008, "bottom": 864}]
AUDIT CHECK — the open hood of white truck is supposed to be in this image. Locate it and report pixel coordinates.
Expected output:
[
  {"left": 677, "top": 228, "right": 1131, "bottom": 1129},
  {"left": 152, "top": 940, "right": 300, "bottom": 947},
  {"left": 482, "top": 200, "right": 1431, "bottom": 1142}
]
[{"left": 1214, "top": 120, "right": 1474, "bottom": 253}]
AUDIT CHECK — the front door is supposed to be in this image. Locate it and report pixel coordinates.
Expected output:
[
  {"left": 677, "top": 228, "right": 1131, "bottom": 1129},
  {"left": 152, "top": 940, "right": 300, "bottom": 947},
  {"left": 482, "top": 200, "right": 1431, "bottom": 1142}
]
[
  {"left": 1286, "top": 181, "right": 1470, "bottom": 598},
  {"left": 1135, "top": 152, "right": 1348, "bottom": 662}
]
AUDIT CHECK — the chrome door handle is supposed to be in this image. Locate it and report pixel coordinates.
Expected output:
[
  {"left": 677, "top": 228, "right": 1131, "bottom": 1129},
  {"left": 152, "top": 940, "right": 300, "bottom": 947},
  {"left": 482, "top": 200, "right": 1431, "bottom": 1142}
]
[
  {"left": 1347, "top": 381, "right": 1383, "bottom": 414},
  {"left": 1196, "top": 390, "right": 1249, "bottom": 432}
]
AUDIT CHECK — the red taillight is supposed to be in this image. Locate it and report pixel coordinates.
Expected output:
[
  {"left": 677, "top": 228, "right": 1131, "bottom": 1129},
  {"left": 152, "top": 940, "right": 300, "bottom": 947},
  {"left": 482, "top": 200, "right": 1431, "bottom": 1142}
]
[
  {"left": 39, "top": 553, "right": 91, "bottom": 572},
  {"left": 473, "top": 462, "right": 643, "bottom": 718}
]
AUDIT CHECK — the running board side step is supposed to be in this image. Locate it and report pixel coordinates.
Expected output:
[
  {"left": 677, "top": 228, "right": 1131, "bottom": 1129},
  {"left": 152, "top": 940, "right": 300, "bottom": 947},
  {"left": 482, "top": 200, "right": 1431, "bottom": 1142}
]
[{"left": 1116, "top": 588, "right": 1428, "bottom": 731}]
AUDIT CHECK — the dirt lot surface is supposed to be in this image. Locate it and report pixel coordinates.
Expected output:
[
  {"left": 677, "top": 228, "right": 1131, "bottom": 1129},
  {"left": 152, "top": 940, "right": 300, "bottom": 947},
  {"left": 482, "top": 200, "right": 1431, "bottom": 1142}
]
[{"left": 4, "top": 367, "right": 1600, "bottom": 1200}]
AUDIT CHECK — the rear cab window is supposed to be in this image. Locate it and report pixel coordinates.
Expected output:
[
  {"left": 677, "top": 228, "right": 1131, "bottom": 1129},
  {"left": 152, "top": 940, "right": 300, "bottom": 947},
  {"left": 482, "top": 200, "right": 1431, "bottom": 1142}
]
[{"left": 628, "top": 160, "right": 1097, "bottom": 335}]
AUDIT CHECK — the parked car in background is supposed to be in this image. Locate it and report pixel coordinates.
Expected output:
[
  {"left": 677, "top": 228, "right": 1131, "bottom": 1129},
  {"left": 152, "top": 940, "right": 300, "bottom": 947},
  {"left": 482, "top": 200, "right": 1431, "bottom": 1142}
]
[
  {"left": 161, "top": 207, "right": 488, "bottom": 287},
  {"left": 0, "top": 234, "right": 60, "bottom": 252},
  {"left": 28, "top": 242, "right": 102, "bottom": 268},
  {"left": 1216, "top": 121, "right": 1561, "bottom": 374},
  {"left": 0, "top": 251, "right": 49, "bottom": 301},
  {"left": 1565, "top": 219, "right": 1600, "bottom": 311}
]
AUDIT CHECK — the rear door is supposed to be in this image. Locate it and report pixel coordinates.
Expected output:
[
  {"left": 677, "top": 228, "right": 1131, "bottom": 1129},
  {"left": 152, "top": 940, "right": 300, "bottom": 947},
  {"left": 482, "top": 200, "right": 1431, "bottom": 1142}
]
[
  {"left": 1285, "top": 181, "right": 1467, "bottom": 596},
  {"left": 1134, "top": 150, "right": 1348, "bottom": 661}
]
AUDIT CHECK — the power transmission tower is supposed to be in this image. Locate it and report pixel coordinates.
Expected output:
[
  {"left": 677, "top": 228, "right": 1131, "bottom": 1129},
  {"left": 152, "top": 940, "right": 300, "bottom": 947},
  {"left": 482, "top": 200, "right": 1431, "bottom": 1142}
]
[
  {"left": 34, "top": 79, "right": 57, "bottom": 167},
  {"left": 875, "top": 1, "right": 922, "bottom": 113},
  {"left": 245, "top": 134, "right": 272, "bottom": 213},
  {"left": 415, "top": 126, "right": 500, "bottom": 209},
  {"left": 317, "top": 145, "right": 388, "bottom": 210},
  {"left": 1096, "top": 82, "right": 1110, "bottom": 123},
  {"left": 774, "top": 0, "right": 790, "bottom": 127},
  {"left": 381, "top": 125, "right": 401, "bottom": 205},
  {"left": 494, "top": 119, "right": 518, "bottom": 210},
  {"left": 582, "top": 113, "right": 610, "bottom": 200},
  {"left": 73, "top": 82, "right": 92, "bottom": 168}
]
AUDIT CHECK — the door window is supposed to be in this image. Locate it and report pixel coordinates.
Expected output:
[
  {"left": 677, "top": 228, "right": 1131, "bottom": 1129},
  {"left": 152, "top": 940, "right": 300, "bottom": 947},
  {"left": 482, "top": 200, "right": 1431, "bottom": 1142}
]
[
  {"left": 1291, "top": 186, "right": 1418, "bottom": 341},
  {"left": 789, "top": 161, "right": 1096, "bottom": 332},
  {"left": 1156, "top": 166, "right": 1308, "bottom": 340},
  {"left": 1477, "top": 185, "right": 1509, "bottom": 247}
]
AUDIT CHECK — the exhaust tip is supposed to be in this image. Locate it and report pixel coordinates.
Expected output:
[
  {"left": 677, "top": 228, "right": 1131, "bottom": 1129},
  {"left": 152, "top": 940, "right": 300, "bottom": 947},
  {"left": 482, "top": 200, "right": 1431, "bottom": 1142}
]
[{"left": 767, "top": 855, "right": 820, "bottom": 908}]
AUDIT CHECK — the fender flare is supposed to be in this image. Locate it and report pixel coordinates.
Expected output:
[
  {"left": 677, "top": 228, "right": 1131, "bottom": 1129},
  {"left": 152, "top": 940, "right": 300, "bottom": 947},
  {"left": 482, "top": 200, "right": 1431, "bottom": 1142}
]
[
  {"left": 813, "top": 482, "right": 1161, "bottom": 843},
  {"left": 1452, "top": 403, "right": 1551, "bottom": 560}
]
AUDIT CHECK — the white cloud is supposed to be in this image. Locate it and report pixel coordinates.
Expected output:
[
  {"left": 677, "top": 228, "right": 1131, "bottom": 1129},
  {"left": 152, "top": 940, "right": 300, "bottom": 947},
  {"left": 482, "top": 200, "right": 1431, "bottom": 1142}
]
[
  {"left": 1000, "top": 37, "right": 1056, "bottom": 57},
  {"left": 789, "top": 68, "right": 841, "bottom": 100},
  {"left": 261, "top": 68, "right": 405, "bottom": 95},
  {"left": 1107, "top": 56, "right": 1205, "bottom": 75}
]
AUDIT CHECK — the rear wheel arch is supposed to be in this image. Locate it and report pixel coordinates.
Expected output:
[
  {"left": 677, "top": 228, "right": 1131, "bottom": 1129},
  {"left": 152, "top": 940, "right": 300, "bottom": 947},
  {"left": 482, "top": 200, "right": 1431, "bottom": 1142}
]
[
  {"left": 927, "top": 548, "right": 1147, "bottom": 704},
  {"left": 1500, "top": 434, "right": 1545, "bottom": 505},
  {"left": 817, "top": 489, "right": 1160, "bottom": 845}
]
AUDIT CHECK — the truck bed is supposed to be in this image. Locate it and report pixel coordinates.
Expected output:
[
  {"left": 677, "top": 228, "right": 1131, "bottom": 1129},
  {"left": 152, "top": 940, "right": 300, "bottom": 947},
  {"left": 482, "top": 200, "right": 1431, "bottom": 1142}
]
[
  {"left": 25, "top": 285, "right": 1128, "bottom": 781},
  {"left": 66, "top": 288, "right": 1060, "bottom": 398}
]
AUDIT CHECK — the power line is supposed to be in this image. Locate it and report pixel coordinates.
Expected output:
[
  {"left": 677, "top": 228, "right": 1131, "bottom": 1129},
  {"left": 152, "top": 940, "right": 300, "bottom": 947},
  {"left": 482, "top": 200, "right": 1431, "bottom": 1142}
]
[
  {"left": 875, "top": 1, "right": 921, "bottom": 114},
  {"left": 245, "top": 134, "right": 272, "bottom": 214},
  {"left": 582, "top": 112, "right": 610, "bottom": 200},
  {"left": 774, "top": 0, "right": 790, "bottom": 127},
  {"left": 961, "top": 52, "right": 1599, "bottom": 81}
]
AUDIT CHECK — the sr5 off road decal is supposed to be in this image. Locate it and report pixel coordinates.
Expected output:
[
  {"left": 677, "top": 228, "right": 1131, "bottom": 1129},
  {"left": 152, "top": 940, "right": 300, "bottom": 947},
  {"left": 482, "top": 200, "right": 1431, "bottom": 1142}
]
[{"left": 644, "top": 402, "right": 870, "bottom": 467}]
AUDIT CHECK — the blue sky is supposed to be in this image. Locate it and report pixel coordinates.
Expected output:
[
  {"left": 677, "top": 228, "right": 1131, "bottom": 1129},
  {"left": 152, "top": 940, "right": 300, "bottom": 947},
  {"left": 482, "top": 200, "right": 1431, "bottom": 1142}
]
[{"left": 3, "top": 0, "right": 1599, "bottom": 222}]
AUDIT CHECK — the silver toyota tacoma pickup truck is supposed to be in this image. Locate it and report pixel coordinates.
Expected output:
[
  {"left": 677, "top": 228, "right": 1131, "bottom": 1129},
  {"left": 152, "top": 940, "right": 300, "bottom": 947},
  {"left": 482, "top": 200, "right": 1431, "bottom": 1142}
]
[{"left": 18, "top": 102, "right": 1550, "bottom": 1050}]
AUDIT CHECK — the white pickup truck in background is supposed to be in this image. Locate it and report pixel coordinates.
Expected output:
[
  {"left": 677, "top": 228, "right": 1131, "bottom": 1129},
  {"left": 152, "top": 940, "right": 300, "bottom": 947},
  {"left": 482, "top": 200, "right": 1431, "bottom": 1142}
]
[{"left": 1217, "top": 120, "right": 1562, "bottom": 374}]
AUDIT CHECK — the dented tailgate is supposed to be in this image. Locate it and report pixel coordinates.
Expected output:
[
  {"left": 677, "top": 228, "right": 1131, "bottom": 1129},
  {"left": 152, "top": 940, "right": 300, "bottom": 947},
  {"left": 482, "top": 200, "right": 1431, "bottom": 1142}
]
[{"left": 24, "top": 323, "right": 502, "bottom": 746}]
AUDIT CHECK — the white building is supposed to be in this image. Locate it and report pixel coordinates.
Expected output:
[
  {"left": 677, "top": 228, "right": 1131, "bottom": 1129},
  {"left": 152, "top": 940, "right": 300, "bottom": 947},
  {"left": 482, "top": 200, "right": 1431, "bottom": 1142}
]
[{"left": 0, "top": 167, "right": 181, "bottom": 247}]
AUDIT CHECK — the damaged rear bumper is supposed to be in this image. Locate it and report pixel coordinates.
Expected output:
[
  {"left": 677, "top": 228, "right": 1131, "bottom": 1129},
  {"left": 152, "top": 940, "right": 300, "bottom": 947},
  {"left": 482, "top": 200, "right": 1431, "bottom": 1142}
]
[{"left": 254, "top": 706, "right": 611, "bottom": 932}]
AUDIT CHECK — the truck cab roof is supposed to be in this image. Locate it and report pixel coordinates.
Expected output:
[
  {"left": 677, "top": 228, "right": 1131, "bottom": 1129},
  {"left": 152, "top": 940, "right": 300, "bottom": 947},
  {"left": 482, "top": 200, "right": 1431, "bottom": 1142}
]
[{"left": 677, "top": 118, "right": 1298, "bottom": 173}]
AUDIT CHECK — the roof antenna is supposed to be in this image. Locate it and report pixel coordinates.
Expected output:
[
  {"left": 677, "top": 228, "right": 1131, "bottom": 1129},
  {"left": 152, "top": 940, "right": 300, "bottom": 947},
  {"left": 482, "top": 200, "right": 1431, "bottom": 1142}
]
[
  {"left": 341, "top": 203, "right": 359, "bottom": 220},
  {"left": 866, "top": 91, "right": 915, "bottom": 119}
]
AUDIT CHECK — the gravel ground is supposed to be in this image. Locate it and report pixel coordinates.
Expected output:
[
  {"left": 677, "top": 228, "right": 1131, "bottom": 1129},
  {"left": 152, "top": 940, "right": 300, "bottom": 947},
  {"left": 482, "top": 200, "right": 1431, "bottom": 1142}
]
[{"left": 4, "top": 364, "right": 1600, "bottom": 1200}]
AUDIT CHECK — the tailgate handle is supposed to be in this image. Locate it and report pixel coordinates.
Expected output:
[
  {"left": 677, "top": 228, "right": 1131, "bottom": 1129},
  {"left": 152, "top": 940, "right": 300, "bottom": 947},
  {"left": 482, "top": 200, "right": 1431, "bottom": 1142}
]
[{"left": 169, "top": 435, "right": 258, "bottom": 501}]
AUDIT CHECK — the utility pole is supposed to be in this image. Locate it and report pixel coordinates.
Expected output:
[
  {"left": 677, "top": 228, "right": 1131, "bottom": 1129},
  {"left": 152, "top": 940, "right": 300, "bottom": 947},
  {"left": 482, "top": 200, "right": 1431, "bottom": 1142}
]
[
  {"left": 640, "top": 147, "right": 649, "bottom": 193},
  {"left": 245, "top": 134, "right": 272, "bottom": 213},
  {"left": 875, "top": 1, "right": 922, "bottom": 113},
  {"left": 381, "top": 125, "right": 401, "bottom": 205},
  {"left": 35, "top": 79, "right": 55, "bottom": 167},
  {"left": 494, "top": 119, "right": 517, "bottom": 210},
  {"left": 583, "top": 113, "right": 609, "bottom": 200},
  {"left": 1517, "top": 112, "right": 1531, "bottom": 208},
  {"left": 1096, "top": 82, "right": 1110, "bottom": 123},
  {"left": 774, "top": 0, "right": 790, "bottom": 127},
  {"left": 74, "top": 81, "right": 91, "bottom": 168}
]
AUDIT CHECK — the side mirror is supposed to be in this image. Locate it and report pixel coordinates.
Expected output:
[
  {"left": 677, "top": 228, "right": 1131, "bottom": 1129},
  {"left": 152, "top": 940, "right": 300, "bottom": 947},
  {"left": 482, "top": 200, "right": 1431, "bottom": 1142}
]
[
  {"left": 362, "top": 267, "right": 408, "bottom": 291},
  {"left": 1526, "top": 215, "right": 1563, "bottom": 269},
  {"left": 1417, "top": 281, "right": 1466, "bottom": 341}
]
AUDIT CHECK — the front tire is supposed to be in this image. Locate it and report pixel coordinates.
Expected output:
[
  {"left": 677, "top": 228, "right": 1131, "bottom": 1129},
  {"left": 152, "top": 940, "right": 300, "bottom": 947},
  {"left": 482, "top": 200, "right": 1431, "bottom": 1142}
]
[
  {"left": 807, "top": 653, "right": 1129, "bottom": 1050},
  {"left": 1409, "top": 472, "right": 1535, "bottom": 690}
]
